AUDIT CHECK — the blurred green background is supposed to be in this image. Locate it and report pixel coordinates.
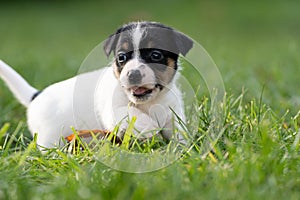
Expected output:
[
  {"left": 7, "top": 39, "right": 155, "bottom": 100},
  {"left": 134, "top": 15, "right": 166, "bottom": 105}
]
[{"left": 0, "top": 0, "right": 299, "bottom": 119}]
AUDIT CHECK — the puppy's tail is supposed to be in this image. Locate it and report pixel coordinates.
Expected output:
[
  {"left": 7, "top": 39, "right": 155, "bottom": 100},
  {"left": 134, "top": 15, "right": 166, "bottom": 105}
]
[{"left": 0, "top": 60, "right": 38, "bottom": 107}]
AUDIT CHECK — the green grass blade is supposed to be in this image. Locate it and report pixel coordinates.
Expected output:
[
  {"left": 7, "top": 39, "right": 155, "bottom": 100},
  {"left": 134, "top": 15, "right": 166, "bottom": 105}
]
[
  {"left": 0, "top": 122, "right": 10, "bottom": 140},
  {"left": 121, "top": 116, "right": 136, "bottom": 150}
]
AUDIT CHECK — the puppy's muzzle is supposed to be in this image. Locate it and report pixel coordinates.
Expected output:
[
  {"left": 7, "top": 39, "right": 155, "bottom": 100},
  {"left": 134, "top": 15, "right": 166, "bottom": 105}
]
[{"left": 128, "top": 69, "right": 142, "bottom": 85}]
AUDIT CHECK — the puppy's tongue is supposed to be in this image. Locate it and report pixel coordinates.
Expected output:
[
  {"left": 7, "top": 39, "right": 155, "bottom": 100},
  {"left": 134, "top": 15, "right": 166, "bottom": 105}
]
[{"left": 132, "top": 87, "right": 151, "bottom": 95}]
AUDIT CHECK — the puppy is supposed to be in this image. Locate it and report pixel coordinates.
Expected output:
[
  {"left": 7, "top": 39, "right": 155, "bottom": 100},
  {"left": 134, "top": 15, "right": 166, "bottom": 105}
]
[{"left": 0, "top": 21, "right": 193, "bottom": 148}]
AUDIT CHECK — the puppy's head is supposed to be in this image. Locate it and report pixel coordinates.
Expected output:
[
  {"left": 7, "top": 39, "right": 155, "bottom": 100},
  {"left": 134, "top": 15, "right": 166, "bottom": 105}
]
[{"left": 104, "top": 22, "right": 193, "bottom": 104}]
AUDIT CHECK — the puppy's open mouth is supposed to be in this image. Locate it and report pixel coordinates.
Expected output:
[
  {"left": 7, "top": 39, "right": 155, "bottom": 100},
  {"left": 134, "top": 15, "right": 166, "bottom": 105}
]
[
  {"left": 130, "top": 84, "right": 163, "bottom": 98},
  {"left": 131, "top": 86, "right": 154, "bottom": 97}
]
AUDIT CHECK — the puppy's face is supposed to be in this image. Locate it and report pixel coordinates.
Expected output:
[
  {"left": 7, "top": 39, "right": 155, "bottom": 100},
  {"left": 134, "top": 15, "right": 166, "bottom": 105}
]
[{"left": 104, "top": 22, "right": 193, "bottom": 104}]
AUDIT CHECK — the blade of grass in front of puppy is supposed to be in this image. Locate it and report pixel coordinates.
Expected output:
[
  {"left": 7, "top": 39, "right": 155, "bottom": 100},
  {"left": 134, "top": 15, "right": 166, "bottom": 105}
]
[
  {"left": 169, "top": 107, "right": 188, "bottom": 133},
  {"left": 0, "top": 122, "right": 10, "bottom": 141},
  {"left": 3, "top": 121, "right": 24, "bottom": 155},
  {"left": 70, "top": 127, "right": 88, "bottom": 154},
  {"left": 70, "top": 127, "right": 79, "bottom": 154},
  {"left": 17, "top": 133, "right": 38, "bottom": 167},
  {"left": 98, "top": 126, "right": 119, "bottom": 156},
  {"left": 121, "top": 116, "right": 136, "bottom": 150},
  {"left": 108, "top": 126, "right": 118, "bottom": 146}
]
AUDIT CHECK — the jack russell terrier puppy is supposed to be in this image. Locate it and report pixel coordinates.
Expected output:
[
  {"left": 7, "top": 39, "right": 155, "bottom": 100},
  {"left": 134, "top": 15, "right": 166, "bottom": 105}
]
[{"left": 0, "top": 21, "right": 193, "bottom": 148}]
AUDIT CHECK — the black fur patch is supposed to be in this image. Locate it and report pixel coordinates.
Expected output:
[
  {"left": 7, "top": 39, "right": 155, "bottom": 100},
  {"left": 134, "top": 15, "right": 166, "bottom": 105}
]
[
  {"left": 31, "top": 90, "right": 42, "bottom": 101},
  {"left": 139, "top": 48, "right": 178, "bottom": 71}
]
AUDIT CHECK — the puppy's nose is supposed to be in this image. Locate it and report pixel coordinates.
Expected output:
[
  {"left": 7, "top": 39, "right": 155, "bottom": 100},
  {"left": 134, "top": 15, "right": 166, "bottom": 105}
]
[{"left": 127, "top": 69, "right": 142, "bottom": 84}]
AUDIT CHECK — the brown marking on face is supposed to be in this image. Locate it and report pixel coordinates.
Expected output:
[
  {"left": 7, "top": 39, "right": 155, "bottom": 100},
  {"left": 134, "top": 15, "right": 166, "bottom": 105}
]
[
  {"left": 167, "top": 58, "right": 176, "bottom": 69},
  {"left": 145, "top": 41, "right": 154, "bottom": 49},
  {"left": 121, "top": 42, "right": 129, "bottom": 51},
  {"left": 154, "top": 57, "right": 177, "bottom": 86},
  {"left": 113, "top": 62, "right": 121, "bottom": 79}
]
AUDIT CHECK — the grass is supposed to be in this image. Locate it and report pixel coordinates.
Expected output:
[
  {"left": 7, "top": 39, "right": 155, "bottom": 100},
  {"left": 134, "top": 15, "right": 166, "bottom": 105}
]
[{"left": 0, "top": 1, "right": 300, "bottom": 199}]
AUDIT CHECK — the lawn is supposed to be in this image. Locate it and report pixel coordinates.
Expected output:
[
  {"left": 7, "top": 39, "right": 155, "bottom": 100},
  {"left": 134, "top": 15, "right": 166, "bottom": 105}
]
[{"left": 0, "top": 1, "right": 300, "bottom": 199}]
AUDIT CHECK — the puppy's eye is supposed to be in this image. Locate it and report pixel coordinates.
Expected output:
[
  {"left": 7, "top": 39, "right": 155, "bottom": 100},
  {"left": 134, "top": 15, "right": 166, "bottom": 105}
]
[
  {"left": 117, "top": 52, "right": 127, "bottom": 64},
  {"left": 150, "top": 50, "right": 164, "bottom": 62}
]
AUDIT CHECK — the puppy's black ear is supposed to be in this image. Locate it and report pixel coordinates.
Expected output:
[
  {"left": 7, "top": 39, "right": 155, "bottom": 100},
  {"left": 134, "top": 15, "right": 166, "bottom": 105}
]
[
  {"left": 103, "top": 23, "right": 133, "bottom": 57},
  {"left": 103, "top": 34, "right": 118, "bottom": 57},
  {"left": 174, "top": 31, "right": 193, "bottom": 56}
]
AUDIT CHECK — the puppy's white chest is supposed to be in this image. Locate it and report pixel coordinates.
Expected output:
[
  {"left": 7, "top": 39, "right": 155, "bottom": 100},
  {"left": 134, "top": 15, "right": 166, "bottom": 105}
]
[{"left": 93, "top": 68, "right": 129, "bottom": 130}]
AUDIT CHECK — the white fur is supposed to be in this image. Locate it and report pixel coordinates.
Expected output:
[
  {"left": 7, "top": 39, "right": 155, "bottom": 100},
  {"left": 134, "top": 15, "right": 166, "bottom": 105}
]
[
  {"left": 132, "top": 22, "right": 143, "bottom": 56},
  {"left": 27, "top": 69, "right": 110, "bottom": 147}
]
